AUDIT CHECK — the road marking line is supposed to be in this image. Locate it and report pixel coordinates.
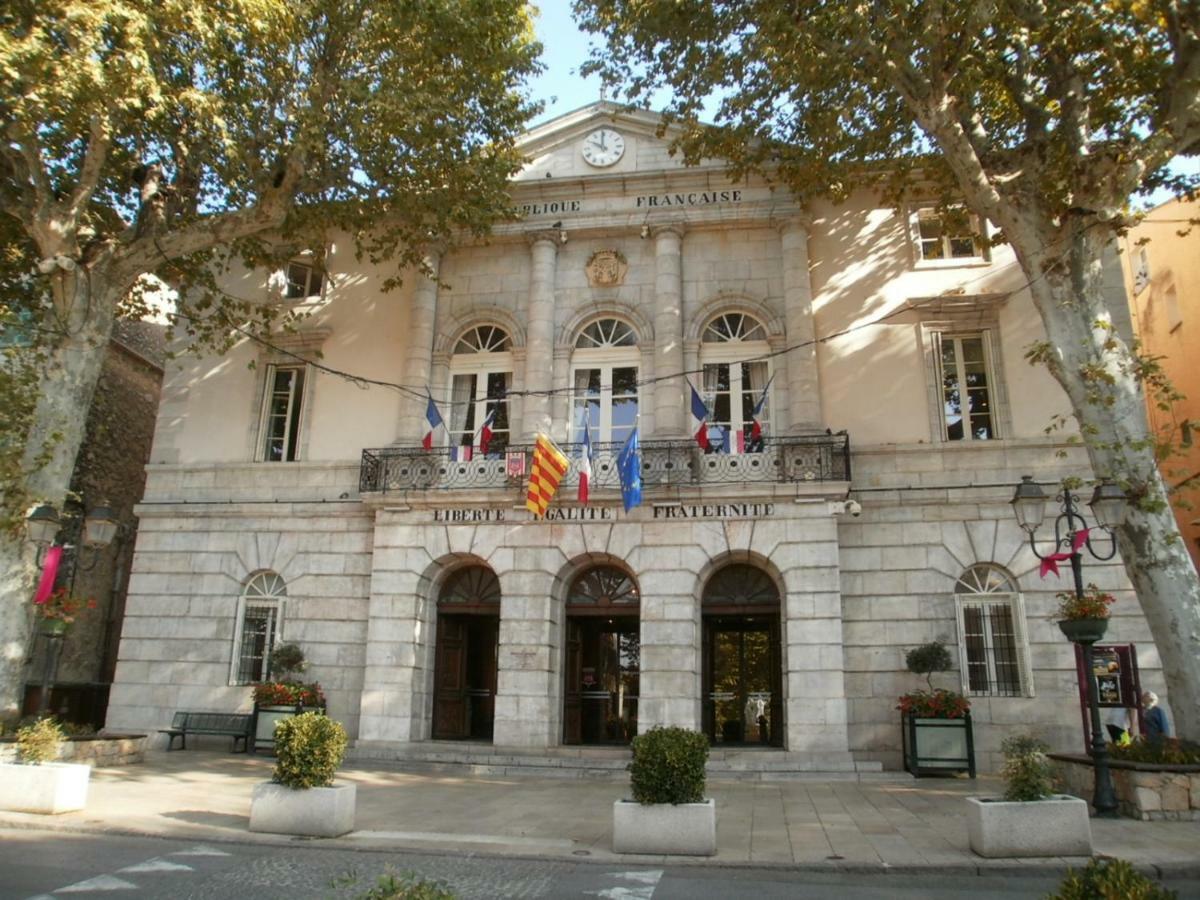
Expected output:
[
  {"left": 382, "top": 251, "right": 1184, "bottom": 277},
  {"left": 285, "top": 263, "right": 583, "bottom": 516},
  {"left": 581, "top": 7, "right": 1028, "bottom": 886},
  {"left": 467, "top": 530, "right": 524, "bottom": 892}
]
[
  {"left": 586, "top": 869, "right": 664, "bottom": 899},
  {"left": 55, "top": 874, "right": 138, "bottom": 892},
  {"left": 170, "top": 845, "right": 231, "bottom": 857},
  {"left": 118, "top": 859, "right": 194, "bottom": 873}
]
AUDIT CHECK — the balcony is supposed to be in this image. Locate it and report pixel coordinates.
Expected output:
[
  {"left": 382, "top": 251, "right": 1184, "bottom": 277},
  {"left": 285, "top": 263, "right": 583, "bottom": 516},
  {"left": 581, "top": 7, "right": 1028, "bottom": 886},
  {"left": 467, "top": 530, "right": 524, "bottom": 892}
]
[{"left": 359, "top": 433, "right": 850, "bottom": 496}]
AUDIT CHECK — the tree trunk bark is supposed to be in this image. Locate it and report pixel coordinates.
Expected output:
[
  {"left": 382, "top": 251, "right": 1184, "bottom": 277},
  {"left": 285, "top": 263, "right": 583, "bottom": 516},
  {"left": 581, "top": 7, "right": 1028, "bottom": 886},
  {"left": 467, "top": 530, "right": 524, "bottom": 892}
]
[
  {"left": 0, "top": 271, "right": 118, "bottom": 718},
  {"left": 1018, "top": 226, "right": 1200, "bottom": 742}
]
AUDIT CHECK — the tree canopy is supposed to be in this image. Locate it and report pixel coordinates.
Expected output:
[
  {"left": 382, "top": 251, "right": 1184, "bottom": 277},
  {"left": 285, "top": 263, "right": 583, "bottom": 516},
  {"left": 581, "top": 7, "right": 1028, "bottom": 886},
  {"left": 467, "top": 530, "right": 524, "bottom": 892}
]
[{"left": 0, "top": 0, "right": 542, "bottom": 715}]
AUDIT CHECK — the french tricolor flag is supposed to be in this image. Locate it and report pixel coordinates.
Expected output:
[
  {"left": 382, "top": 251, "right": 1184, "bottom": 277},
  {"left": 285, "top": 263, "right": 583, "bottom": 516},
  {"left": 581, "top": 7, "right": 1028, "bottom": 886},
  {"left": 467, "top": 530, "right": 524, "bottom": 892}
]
[
  {"left": 422, "top": 393, "right": 443, "bottom": 450},
  {"left": 478, "top": 407, "right": 497, "bottom": 456},
  {"left": 578, "top": 417, "right": 593, "bottom": 505},
  {"left": 749, "top": 374, "right": 774, "bottom": 449},
  {"left": 689, "top": 381, "right": 710, "bottom": 451}
]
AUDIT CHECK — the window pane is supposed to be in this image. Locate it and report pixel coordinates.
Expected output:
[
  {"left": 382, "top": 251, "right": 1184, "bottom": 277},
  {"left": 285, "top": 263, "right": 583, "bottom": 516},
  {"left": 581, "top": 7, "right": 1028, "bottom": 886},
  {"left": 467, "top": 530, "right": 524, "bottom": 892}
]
[
  {"left": 949, "top": 236, "right": 977, "bottom": 258},
  {"left": 237, "top": 604, "right": 277, "bottom": 684},
  {"left": 941, "top": 341, "right": 963, "bottom": 440},
  {"left": 612, "top": 396, "right": 638, "bottom": 444}
]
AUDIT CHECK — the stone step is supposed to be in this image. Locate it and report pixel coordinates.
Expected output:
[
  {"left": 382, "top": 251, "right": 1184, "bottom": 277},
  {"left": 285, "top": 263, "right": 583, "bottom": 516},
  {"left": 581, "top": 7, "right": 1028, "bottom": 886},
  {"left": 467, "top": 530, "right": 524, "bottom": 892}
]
[{"left": 347, "top": 741, "right": 893, "bottom": 781}]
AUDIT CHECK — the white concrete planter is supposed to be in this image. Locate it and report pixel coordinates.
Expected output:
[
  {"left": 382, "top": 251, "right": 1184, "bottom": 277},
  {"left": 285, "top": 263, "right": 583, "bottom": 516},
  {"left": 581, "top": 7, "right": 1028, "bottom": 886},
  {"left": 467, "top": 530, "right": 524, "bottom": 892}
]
[
  {"left": 0, "top": 762, "right": 90, "bottom": 814},
  {"left": 612, "top": 799, "right": 716, "bottom": 856},
  {"left": 249, "top": 781, "right": 356, "bottom": 837},
  {"left": 966, "top": 795, "right": 1093, "bottom": 858}
]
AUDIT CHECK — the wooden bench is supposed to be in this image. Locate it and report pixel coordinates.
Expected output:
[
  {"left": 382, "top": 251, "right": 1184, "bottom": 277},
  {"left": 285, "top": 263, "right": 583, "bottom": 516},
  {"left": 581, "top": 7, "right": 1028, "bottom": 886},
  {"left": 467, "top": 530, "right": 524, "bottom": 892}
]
[{"left": 159, "top": 711, "right": 252, "bottom": 752}]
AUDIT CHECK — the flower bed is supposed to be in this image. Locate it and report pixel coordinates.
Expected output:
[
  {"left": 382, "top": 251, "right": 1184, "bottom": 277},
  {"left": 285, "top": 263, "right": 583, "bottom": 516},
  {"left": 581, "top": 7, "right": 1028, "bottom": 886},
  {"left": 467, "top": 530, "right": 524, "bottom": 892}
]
[
  {"left": 1049, "top": 752, "right": 1200, "bottom": 820},
  {"left": 0, "top": 734, "right": 147, "bottom": 767}
]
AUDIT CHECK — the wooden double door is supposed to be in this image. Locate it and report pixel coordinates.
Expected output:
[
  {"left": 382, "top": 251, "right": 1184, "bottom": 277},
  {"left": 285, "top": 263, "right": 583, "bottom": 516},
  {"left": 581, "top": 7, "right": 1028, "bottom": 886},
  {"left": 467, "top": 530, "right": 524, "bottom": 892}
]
[
  {"left": 432, "top": 614, "right": 499, "bottom": 741},
  {"left": 702, "top": 615, "right": 783, "bottom": 747},
  {"left": 563, "top": 615, "right": 640, "bottom": 745}
]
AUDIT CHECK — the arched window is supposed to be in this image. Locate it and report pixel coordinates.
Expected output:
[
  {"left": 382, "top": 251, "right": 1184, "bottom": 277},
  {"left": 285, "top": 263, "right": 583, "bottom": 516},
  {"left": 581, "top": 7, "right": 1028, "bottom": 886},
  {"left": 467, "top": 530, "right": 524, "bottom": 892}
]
[
  {"left": 702, "top": 563, "right": 779, "bottom": 609},
  {"left": 231, "top": 571, "right": 286, "bottom": 685},
  {"left": 567, "top": 565, "right": 640, "bottom": 610},
  {"left": 954, "top": 564, "right": 1031, "bottom": 697},
  {"left": 439, "top": 565, "right": 502, "bottom": 610},
  {"left": 700, "top": 313, "right": 772, "bottom": 453},
  {"left": 571, "top": 318, "right": 639, "bottom": 444},
  {"left": 448, "top": 325, "right": 512, "bottom": 457}
]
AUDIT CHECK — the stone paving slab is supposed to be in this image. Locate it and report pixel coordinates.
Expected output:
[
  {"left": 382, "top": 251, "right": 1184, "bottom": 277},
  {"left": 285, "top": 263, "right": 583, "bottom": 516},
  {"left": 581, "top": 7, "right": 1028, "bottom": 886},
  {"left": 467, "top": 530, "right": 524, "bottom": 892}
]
[{"left": 0, "top": 750, "right": 1197, "bottom": 878}]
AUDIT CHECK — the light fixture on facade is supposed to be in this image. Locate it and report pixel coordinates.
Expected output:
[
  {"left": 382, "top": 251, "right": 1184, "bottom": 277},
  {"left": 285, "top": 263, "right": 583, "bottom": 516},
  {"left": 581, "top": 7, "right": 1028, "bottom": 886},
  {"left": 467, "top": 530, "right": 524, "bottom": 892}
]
[
  {"left": 83, "top": 504, "right": 120, "bottom": 548},
  {"left": 25, "top": 503, "right": 61, "bottom": 547},
  {"left": 1088, "top": 480, "right": 1128, "bottom": 530},
  {"left": 1009, "top": 475, "right": 1047, "bottom": 532}
]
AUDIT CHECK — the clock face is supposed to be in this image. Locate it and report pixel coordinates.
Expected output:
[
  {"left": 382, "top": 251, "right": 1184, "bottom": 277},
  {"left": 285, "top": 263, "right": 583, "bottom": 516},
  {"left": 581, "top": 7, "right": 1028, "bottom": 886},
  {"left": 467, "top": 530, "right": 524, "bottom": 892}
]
[{"left": 581, "top": 128, "right": 625, "bottom": 167}]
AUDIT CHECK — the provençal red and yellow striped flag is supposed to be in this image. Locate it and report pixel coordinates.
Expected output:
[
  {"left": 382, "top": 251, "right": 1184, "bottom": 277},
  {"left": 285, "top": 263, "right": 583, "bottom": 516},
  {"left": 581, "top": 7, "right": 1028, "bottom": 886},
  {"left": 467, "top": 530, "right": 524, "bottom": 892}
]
[{"left": 525, "top": 433, "right": 570, "bottom": 518}]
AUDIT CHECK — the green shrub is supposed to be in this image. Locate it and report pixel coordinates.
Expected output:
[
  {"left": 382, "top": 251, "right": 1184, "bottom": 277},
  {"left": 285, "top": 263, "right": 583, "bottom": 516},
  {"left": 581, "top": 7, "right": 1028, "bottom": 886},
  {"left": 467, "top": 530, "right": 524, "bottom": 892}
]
[
  {"left": 628, "top": 726, "right": 708, "bottom": 805},
  {"left": 337, "top": 869, "right": 455, "bottom": 900},
  {"left": 1048, "top": 859, "right": 1177, "bottom": 899},
  {"left": 905, "top": 641, "right": 953, "bottom": 691},
  {"left": 268, "top": 643, "right": 308, "bottom": 680},
  {"left": 16, "top": 717, "right": 64, "bottom": 764},
  {"left": 273, "top": 711, "right": 347, "bottom": 789},
  {"left": 1001, "top": 734, "right": 1054, "bottom": 802},
  {"left": 1110, "top": 736, "right": 1200, "bottom": 766}
]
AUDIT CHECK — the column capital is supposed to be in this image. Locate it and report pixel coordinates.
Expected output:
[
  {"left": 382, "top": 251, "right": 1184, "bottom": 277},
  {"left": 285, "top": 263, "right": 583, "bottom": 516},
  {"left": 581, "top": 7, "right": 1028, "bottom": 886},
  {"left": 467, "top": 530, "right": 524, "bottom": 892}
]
[
  {"left": 773, "top": 212, "right": 814, "bottom": 236},
  {"left": 649, "top": 222, "right": 686, "bottom": 240},
  {"left": 526, "top": 228, "right": 566, "bottom": 248}
]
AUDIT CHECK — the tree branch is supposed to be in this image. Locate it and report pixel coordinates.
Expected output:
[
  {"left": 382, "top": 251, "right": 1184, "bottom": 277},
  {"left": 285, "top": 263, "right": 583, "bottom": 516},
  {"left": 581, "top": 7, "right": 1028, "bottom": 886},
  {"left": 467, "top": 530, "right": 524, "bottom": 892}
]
[{"left": 65, "top": 114, "right": 112, "bottom": 225}]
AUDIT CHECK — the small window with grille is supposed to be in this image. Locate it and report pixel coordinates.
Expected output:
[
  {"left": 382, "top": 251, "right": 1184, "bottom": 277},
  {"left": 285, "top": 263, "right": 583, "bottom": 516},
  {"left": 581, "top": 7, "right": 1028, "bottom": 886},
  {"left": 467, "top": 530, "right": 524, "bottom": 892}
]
[
  {"left": 954, "top": 564, "right": 1033, "bottom": 697},
  {"left": 230, "top": 571, "right": 286, "bottom": 684}
]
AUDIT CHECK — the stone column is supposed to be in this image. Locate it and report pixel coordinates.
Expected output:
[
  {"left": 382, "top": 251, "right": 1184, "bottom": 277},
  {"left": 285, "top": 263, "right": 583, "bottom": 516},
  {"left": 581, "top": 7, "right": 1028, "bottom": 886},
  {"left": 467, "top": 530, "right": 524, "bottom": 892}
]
[
  {"left": 652, "top": 224, "right": 686, "bottom": 437},
  {"left": 779, "top": 219, "right": 823, "bottom": 431},
  {"left": 396, "top": 250, "right": 441, "bottom": 444},
  {"left": 522, "top": 232, "right": 560, "bottom": 439}
]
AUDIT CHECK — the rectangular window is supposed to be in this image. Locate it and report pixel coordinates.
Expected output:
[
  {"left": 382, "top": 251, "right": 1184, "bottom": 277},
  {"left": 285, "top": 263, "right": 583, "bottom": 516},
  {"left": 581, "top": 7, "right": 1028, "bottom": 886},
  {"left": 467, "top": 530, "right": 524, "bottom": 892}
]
[
  {"left": 262, "top": 365, "right": 306, "bottom": 461},
  {"left": 450, "top": 371, "right": 511, "bottom": 455},
  {"left": 233, "top": 602, "right": 279, "bottom": 685},
  {"left": 913, "top": 208, "right": 985, "bottom": 264},
  {"left": 956, "top": 596, "right": 1031, "bottom": 697},
  {"left": 702, "top": 360, "right": 770, "bottom": 452},
  {"left": 938, "top": 334, "right": 995, "bottom": 441},
  {"left": 571, "top": 365, "right": 638, "bottom": 444},
  {"left": 285, "top": 261, "right": 324, "bottom": 300}
]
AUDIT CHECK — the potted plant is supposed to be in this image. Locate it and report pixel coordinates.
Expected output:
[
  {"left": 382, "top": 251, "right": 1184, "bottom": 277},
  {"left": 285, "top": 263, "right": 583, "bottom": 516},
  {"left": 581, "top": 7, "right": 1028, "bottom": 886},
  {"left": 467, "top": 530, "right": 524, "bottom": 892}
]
[
  {"left": 612, "top": 726, "right": 715, "bottom": 856},
  {"left": 1056, "top": 584, "right": 1115, "bottom": 643},
  {"left": 0, "top": 717, "right": 90, "bottom": 814},
  {"left": 898, "top": 641, "right": 975, "bottom": 777},
  {"left": 251, "top": 643, "right": 325, "bottom": 753},
  {"left": 248, "top": 710, "right": 355, "bottom": 837},
  {"left": 966, "top": 734, "right": 1092, "bottom": 857}
]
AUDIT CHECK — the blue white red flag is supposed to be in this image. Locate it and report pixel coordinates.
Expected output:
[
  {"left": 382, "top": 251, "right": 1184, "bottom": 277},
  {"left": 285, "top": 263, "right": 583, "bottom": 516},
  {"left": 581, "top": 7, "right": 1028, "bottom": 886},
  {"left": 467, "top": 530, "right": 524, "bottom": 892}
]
[
  {"left": 422, "top": 393, "right": 444, "bottom": 450},
  {"left": 749, "top": 374, "right": 774, "bottom": 449},
  {"left": 688, "top": 381, "right": 710, "bottom": 451},
  {"left": 477, "top": 407, "right": 497, "bottom": 456},
  {"left": 578, "top": 417, "right": 593, "bottom": 505}
]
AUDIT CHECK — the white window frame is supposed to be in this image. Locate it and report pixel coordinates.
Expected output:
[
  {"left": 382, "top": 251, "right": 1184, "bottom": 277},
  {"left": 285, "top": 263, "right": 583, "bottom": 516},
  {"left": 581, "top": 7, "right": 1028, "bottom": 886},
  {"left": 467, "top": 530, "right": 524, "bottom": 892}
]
[
  {"left": 1132, "top": 247, "right": 1150, "bottom": 294},
  {"left": 909, "top": 206, "right": 989, "bottom": 268},
  {"left": 258, "top": 363, "right": 309, "bottom": 461},
  {"left": 283, "top": 259, "right": 325, "bottom": 301},
  {"left": 699, "top": 313, "right": 772, "bottom": 454},
  {"left": 933, "top": 332, "right": 1000, "bottom": 442},
  {"left": 953, "top": 565, "right": 1033, "bottom": 698},
  {"left": 447, "top": 326, "right": 513, "bottom": 453},
  {"left": 570, "top": 318, "right": 640, "bottom": 444},
  {"left": 229, "top": 572, "right": 286, "bottom": 685}
]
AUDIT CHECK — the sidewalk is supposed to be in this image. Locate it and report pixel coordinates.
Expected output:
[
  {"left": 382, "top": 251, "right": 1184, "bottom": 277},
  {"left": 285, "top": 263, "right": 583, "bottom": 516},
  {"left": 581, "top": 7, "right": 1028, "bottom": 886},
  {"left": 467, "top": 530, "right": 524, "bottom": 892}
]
[{"left": 1, "top": 750, "right": 1198, "bottom": 876}]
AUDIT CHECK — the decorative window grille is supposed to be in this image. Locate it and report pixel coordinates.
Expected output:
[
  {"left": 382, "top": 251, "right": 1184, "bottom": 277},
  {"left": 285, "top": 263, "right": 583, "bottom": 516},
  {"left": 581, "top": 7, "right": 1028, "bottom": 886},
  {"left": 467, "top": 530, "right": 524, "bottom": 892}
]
[
  {"left": 954, "top": 564, "right": 1032, "bottom": 697},
  {"left": 231, "top": 572, "right": 286, "bottom": 685}
]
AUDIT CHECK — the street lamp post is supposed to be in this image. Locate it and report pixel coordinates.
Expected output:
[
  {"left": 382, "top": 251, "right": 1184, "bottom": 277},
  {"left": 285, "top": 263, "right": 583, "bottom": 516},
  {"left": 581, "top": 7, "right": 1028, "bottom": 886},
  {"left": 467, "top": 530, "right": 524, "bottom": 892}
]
[
  {"left": 24, "top": 500, "right": 120, "bottom": 718},
  {"left": 1010, "top": 475, "right": 1127, "bottom": 819}
]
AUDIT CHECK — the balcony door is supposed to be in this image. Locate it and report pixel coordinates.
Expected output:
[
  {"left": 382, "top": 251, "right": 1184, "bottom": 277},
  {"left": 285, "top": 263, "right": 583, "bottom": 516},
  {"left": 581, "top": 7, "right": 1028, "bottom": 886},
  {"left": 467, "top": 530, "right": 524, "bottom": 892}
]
[{"left": 570, "top": 318, "right": 639, "bottom": 445}]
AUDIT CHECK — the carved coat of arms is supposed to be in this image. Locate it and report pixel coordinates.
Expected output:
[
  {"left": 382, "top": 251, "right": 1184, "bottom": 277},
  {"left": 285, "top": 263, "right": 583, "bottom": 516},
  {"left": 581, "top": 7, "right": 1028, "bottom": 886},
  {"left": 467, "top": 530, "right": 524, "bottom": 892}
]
[{"left": 585, "top": 250, "right": 628, "bottom": 287}]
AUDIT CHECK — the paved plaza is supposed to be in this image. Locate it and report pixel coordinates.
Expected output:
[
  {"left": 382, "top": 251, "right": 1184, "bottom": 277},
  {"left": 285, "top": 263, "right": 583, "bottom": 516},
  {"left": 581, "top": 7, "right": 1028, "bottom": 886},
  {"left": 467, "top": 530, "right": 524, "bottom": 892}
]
[{"left": 0, "top": 750, "right": 1197, "bottom": 877}]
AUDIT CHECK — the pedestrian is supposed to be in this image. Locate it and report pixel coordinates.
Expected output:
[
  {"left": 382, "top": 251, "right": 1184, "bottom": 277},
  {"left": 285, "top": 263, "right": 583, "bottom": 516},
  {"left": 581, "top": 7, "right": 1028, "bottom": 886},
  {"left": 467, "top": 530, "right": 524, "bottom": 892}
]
[{"left": 1142, "top": 691, "right": 1170, "bottom": 739}]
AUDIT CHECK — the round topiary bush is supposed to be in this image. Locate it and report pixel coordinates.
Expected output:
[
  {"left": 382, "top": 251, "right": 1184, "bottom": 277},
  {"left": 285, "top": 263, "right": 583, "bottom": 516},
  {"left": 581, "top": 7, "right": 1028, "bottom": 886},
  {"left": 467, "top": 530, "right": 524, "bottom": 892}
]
[
  {"left": 1001, "top": 734, "right": 1054, "bottom": 802},
  {"left": 628, "top": 726, "right": 709, "bottom": 805},
  {"left": 905, "top": 641, "right": 952, "bottom": 691},
  {"left": 272, "top": 711, "right": 347, "bottom": 789},
  {"left": 16, "top": 717, "right": 64, "bottom": 764}
]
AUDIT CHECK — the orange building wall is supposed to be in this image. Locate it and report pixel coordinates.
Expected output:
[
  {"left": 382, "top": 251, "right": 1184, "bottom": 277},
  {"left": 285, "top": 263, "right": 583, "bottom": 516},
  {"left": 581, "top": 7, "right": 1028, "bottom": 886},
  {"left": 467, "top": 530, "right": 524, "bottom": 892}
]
[{"left": 1123, "top": 197, "right": 1200, "bottom": 574}]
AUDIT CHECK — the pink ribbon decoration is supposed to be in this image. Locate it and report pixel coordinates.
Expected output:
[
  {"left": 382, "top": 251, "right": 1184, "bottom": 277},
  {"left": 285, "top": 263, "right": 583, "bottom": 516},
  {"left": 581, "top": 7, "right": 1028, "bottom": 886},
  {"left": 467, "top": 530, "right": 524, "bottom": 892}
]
[
  {"left": 1039, "top": 528, "right": 1090, "bottom": 578},
  {"left": 33, "top": 545, "right": 62, "bottom": 605}
]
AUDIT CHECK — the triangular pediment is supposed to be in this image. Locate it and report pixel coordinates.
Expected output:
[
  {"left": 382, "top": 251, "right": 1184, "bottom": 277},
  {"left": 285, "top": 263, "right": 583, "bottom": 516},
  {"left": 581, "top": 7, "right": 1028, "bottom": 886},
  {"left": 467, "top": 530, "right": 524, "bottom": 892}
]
[{"left": 513, "top": 102, "right": 709, "bottom": 182}]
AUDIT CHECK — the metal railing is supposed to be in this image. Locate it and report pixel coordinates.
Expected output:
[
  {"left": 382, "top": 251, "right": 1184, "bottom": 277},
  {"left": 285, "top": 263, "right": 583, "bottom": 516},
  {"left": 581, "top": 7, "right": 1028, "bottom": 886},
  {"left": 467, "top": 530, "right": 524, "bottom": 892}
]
[{"left": 360, "top": 433, "right": 850, "bottom": 495}]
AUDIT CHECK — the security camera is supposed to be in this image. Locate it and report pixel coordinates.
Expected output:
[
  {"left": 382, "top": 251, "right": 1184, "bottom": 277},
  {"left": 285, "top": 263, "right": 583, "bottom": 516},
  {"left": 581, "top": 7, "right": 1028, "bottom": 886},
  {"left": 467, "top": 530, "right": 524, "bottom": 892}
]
[{"left": 844, "top": 500, "right": 862, "bottom": 517}]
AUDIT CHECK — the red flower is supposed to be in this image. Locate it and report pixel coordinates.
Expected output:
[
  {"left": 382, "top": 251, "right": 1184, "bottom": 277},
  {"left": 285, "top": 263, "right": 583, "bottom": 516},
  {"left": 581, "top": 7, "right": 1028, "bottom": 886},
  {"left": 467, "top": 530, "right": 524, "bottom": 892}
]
[{"left": 897, "top": 688, "right": 970, "bottom": 719}]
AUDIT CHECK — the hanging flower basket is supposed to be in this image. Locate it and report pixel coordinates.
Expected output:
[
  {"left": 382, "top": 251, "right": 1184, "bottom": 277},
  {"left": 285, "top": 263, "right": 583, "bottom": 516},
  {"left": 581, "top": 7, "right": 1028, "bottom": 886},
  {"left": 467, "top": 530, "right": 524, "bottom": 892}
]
[{"left": 1058, "top": 618, "right": 1109, "bottom": 644}]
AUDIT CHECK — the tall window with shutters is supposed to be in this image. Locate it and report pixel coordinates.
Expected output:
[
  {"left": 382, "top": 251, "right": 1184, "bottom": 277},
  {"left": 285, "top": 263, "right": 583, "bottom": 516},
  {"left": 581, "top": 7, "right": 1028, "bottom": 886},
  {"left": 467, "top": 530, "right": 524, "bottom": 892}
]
[
  {"left": 230, "top": 571, "right": 286, "bottom": 685},
  {"left": 954, "top": 564, "right": 1032, "bottom": 697}
]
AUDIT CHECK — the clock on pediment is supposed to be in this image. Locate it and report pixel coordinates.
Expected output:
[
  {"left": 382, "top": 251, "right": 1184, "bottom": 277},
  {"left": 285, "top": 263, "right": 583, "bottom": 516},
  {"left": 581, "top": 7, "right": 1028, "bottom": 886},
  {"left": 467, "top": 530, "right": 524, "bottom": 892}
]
[{"left": 581, "top": 127, "right": 625, "bottom": 167}]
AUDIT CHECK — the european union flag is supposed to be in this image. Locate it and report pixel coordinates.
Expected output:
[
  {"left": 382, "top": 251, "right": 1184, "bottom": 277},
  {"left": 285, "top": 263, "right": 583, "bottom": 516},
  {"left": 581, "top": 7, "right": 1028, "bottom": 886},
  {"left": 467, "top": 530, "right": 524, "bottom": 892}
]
[{"left": 616, "top": 427, "right": 642, "bottom": 512}]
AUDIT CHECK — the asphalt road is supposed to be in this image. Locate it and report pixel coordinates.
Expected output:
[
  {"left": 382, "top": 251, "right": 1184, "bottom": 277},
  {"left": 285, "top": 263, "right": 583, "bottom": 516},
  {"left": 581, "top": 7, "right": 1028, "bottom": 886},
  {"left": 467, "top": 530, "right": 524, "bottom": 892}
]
[{"left": 1, "top": 829, "right": 1197, "bottom": 900}]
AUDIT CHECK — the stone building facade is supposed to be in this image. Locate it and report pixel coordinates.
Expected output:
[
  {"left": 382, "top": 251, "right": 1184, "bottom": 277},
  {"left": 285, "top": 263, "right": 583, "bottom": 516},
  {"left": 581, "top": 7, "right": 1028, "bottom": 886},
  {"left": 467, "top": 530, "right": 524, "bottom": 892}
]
[{"left": 104, "top": 104, "right": 1165, "bottom": 772}]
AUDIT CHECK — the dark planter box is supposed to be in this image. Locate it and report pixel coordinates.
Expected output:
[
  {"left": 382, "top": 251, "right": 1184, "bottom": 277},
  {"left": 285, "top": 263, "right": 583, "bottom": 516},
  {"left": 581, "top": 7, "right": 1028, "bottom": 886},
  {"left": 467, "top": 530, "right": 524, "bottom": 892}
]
[{"left": 902, "top": 711, "right": 976, "bottom": 777}]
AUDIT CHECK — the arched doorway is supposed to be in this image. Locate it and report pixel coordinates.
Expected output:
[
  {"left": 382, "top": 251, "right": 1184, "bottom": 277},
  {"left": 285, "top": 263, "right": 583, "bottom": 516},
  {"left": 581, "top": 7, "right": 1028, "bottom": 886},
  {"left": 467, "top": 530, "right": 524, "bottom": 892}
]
[
  {"left": 563, "top": 565, "right": 640, "bottom": 745},
  {"left": 432, "top": 566, "right": 500, "bottom": 741},
  {"left": 702, "top": 563, "right": 783, "bottom": 747}
]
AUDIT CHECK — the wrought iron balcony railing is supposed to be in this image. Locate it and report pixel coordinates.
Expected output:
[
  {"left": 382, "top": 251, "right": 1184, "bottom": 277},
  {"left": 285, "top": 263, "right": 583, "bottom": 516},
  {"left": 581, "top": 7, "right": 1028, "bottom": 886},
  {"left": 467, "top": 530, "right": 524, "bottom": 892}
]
[{"left": 360, "top": 433, "right": 850, "bottom": 495}]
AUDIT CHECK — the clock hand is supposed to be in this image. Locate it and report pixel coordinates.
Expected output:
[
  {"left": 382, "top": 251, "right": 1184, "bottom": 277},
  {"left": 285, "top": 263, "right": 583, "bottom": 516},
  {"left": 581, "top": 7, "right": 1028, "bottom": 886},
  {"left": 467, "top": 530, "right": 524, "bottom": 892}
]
[{"left": 600, "top": 132, "right": 607, "bottom": 150}]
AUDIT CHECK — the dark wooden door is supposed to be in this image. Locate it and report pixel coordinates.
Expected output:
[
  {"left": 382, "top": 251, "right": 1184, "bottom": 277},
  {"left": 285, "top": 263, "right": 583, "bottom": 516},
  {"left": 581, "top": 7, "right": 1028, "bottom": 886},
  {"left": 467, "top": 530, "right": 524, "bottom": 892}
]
[
  {"left": 563, "top": 619, "right": 582, "bottom": 744},
  {"left": 433, "top": 617, "right": 468, "bottom": 739},
  {"left": 467, "top": 617, "right": 499, "bottom": 740}
]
